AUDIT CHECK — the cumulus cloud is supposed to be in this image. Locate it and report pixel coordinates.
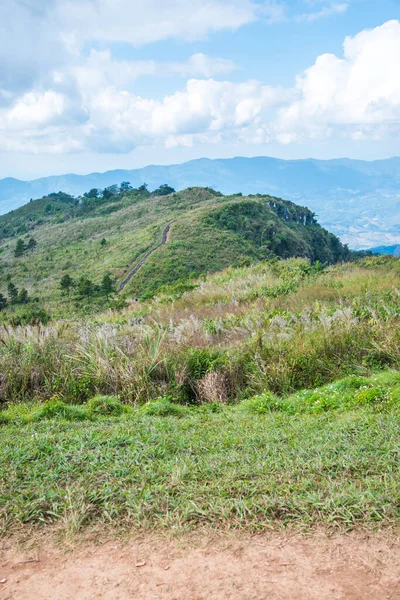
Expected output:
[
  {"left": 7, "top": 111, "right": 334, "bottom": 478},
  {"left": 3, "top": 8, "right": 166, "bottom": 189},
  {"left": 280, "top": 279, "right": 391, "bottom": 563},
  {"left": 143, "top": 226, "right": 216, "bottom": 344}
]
[
  {"left": 0, "top": 78, "right": 286, "bottom": 153},
  {"left": 274, "top": 20, "right": 400, "bottom": 142},
  {"left": 0, "top": 6, "right": 399, "bottom": 154}
]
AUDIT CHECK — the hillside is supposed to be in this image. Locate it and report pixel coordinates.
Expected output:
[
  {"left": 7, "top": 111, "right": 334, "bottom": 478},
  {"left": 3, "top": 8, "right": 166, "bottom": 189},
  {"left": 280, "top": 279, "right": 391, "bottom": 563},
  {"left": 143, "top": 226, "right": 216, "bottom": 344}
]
[
  {"left": 1, "top": 156, "right": 400, "bottom": 248},
  {"left": 2, "top": 254, "right": 400, "bottom": 538},
  {"left": 0, "top": 185, "right": 352, "bottom": 320}
]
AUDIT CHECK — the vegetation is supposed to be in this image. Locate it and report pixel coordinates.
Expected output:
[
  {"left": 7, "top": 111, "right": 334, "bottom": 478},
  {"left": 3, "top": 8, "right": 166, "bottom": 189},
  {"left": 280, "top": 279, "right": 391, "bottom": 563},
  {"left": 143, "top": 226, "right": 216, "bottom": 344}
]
[
  {"left": 0, "top": 185, "right": 359, "bottom": 320},
  {"left": 0, "top": 184, "right": 395, "bottom": 537},
  {"left": 2, "top": 369, "right": 400, "bottom": 534}
]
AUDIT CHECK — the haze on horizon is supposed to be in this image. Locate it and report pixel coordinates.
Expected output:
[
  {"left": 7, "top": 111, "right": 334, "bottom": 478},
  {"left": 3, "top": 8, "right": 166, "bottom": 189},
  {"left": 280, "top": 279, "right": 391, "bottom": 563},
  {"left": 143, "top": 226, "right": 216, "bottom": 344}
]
[{"left": 0, "top": 0, "right": 399, "bottom": 180}]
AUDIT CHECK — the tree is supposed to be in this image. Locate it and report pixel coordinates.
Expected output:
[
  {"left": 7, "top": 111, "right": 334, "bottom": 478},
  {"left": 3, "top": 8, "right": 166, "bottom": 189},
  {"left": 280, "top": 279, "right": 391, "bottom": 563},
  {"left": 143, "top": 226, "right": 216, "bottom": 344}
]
[
  {"left": 138, "top": 183, "right": 148, "bottom": 193},
  {"left": 0, "top": 293, "right": 7, "bottom": 311},
  {"left": 77, "top": 277, "right": 94, "bottom": 298},
  {"left": 152, "top": 184, "right": 175, "bottom": 196},
  {"left": 83, "top": 188, "right": 99, "bottom": 199},
  {"left": 100, "top": 238, "right": 107, "bottom": 247},
  {"left": 26, "top": 238, "right": 37, "bottom": 252},
  {"left": 14, "top": 239, "right": 26, "bottom": 257},
  {"left": 7, "top": 282, "right": 19, "bottom": 304},
  {"left": 18, "top": 288, "right": 29, "bottom": 304},
  {"left": 101, "top": 273, "right": 114, "bottom": 296},
  {"left": 102, "top": 185, "right": 119, "bottom": 200},
  {"left": 120, "top": 181, "right": 132, "bottom": 193},
  {"left": 60, "top": 274, "right": 74, "bottom": 295}
]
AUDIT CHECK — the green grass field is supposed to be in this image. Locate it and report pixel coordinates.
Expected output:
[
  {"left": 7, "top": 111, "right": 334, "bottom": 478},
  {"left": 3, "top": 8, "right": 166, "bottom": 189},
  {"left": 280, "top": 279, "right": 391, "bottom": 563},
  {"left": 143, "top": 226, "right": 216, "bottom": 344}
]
[
  {"left": 1, "top": 372, "right": 400, "bottom": 536},
  {"left": 1, "top": 246, "right": 400, "bottom": 536}
]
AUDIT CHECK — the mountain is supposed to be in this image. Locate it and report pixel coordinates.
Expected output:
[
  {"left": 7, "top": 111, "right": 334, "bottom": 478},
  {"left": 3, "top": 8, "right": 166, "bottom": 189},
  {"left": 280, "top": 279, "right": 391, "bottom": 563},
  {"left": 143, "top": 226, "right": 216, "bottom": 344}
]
[
  {"left": 0, "top": 186, "right": 353, "bottom": 319},
  {"left": 369, "top": 244, "right": 400, "bottom": 256},
  {"left": 1, "top": 156, "right": 400, "bottom": 249}
]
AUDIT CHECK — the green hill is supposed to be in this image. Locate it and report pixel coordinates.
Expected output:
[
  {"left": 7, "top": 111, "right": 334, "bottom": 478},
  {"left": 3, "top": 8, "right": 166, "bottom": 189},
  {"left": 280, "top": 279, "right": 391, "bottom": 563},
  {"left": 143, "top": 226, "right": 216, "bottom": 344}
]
[{"left": 0, "top": 184, "right": 354, "bottom": 320}]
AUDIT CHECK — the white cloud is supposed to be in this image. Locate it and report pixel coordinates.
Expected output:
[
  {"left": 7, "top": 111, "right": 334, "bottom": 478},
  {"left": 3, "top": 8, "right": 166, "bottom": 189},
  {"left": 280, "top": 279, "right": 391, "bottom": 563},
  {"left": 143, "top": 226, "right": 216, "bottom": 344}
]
[
  {"left": 274, "top": 20, "right": 400, "bottom": 142},
  {"left": 57, "top": 0, "right": 269, "bottom": 45},
  {"left": 0, "top": 7, "right": 399, "bottom": 155},
  {"left": 72, "top": 51, "right": 235, "bottom": 92},
  {"left": 296, "top": 3, "right": 349, "bottom": 22}
]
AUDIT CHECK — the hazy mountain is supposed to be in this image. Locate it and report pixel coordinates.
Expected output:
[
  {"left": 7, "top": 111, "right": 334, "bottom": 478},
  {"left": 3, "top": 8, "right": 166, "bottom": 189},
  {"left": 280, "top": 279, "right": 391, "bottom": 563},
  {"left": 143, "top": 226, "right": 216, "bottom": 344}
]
[
  {"left": 369, "top": 244, "right": 400, "bottom": 256},
  {"left": 1, "top": 156, "right": 400, "bottom": 248}
]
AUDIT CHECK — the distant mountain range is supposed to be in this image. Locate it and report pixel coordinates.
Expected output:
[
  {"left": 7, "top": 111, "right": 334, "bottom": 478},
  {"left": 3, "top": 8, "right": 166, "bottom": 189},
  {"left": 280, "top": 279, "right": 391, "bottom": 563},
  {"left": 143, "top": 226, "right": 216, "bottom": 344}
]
[
  {"left": 1, "top": 156, "right": 400, "bottom": 248},
  {"left": 369, "top": 244, "right": 400, "bottom": 256}
]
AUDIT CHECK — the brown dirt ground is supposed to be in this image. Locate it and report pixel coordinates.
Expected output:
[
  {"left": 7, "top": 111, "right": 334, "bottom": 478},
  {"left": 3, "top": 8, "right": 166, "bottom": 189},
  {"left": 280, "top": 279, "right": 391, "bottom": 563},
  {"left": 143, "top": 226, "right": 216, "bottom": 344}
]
[{"left": 1, "top": 531, "right": 400, "bottom": 600}]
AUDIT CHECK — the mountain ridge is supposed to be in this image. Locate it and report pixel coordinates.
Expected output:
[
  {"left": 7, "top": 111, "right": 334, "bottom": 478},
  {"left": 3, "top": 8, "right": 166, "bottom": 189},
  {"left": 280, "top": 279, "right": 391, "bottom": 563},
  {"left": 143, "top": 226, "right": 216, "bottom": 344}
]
[{"left": 1, "top": 156, "right": 400, "bottom": 248}]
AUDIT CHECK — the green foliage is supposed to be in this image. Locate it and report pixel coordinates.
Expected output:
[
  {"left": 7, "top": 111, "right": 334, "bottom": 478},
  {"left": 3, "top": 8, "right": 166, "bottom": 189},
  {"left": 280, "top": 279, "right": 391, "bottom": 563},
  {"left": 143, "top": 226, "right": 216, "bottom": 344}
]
[
  {"left": 30, "top": 400, "right": 90, "bottom": 422},
  {"left": 184, "top": 348, "right": 226, "bottom": 379},
  {"left": 7, "top": 281, "right": 19, "bottom": 304},
  {"left": 77, "top": 276, "right": 94, "bottom": 298},
  {"left": 3, "top": 395, "right": 400, "bottom": 533},
  {"left": 60, "top": 273, "right": 74, "bottom": 295},
  {"left": 239, "top": 393, "right": 278, "bottom": 414},
  {"left": 244, "top": 371, "right": 400, "bottom": 415},
  {"left": 101, "top": 273, "right": 114, "bottom": 296},
  {"left": 142, "top": 398, "right": 188, "bottom": 417},
  {"left": 152, "top": 184, "right": 175, "bottom": 196},
  {"left": 14, "top": 239, "right": 26, "bottom": 257},
  {"left": 17, "top": 288, "right": 29, "bottom": 304},
  {"left": 0, "top": 186, "right": 354, "bottom": 311},
  {"left": 26, "top": 237, "right": 37, "bottom": 252},
  {"left": 0, "top": 293, "right": 7, "bottom": 310},
  {"left": 86, "top": 395, "right": 127, "bottom": 416}
]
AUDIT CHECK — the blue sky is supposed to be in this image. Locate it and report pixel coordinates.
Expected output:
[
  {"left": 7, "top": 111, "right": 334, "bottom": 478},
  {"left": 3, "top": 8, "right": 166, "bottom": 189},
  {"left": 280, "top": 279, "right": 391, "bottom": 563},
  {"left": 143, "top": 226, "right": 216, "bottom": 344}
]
[{"left": 0, "top": 0, "right": 399, "bottom": 179}]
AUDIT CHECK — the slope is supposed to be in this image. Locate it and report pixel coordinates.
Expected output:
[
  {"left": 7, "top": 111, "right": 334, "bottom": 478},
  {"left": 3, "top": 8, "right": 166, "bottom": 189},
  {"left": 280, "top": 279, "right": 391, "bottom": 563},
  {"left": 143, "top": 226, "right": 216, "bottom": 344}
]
[
  {"left": 1, "top": 156, "right": 400, "bottom": 248},
  {"left": 0, "top": 186, "right": 351, "bottom": 319}
]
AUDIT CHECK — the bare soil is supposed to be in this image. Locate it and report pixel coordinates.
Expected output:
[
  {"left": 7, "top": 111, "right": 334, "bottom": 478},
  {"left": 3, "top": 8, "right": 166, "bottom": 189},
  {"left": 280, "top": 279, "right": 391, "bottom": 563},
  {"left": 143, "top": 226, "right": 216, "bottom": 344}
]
[{"left": 1, "top": 532, "right": 400, "bottom": 599}]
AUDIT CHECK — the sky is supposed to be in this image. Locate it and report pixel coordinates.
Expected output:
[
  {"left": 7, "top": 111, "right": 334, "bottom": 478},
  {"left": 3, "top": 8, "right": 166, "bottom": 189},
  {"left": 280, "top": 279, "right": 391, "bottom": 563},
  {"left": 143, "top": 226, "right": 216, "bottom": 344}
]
[{"left": 0, "top": 0, "right": 399, "bottom": 179}]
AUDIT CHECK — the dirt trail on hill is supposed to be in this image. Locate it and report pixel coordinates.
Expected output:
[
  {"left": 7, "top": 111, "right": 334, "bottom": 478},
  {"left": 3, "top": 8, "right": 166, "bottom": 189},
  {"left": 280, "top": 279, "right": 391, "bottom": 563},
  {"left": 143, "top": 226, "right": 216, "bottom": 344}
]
[
  {"left": 2, "top": 532, "right": 400, "bottom": 599},
  {"left": 118, "top": 223, "right": 172, "bottom": 293}
]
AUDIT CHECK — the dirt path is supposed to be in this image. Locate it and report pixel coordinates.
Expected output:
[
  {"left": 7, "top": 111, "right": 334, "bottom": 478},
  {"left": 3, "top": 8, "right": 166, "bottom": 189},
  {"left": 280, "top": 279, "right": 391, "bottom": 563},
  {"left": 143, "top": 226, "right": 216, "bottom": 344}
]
[
  {"left": 118, "top": 223, "right": 172, "bottom": 293},
  {"left": 2, "top": 532, "right": 400, "bottom": 599}
]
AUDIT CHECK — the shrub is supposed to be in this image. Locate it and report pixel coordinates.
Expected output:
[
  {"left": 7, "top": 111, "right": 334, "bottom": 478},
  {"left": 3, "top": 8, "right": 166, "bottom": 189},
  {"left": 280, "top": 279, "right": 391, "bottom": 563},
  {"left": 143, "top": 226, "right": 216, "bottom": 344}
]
[
  {"left": 142, "top": 398, "right": 188, "bottom": 418},
  {"left": 30, "top": 400, "right": 90, "bottom": 422},
  {"left": 239, "top": 393, "right": 278, "bottom": 414},
  {"left": 86, "top": 395, "right": 127, "bottom": 416}
]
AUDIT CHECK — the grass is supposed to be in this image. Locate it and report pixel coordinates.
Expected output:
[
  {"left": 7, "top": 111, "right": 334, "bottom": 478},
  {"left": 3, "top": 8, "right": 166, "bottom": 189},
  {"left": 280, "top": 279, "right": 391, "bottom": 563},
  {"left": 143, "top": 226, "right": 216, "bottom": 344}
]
[
  {"left": 1, "top": 256, "right": 400, "bottom": 405},
  {"left": 1, "top": 374, "right": 400, "bottom": 535},
  {"left": 2, "top": 255, "right": 400, "bottom": 536},
  {"left": 0, "top": 187, "right": 351, "bottom": 317}
]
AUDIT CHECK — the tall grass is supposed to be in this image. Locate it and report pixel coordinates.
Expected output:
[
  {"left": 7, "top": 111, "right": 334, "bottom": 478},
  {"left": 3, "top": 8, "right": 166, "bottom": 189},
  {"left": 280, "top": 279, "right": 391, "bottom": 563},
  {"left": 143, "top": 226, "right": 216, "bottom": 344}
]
[{"left": 1, "top": 256, "right": 400, "bottom": 406}]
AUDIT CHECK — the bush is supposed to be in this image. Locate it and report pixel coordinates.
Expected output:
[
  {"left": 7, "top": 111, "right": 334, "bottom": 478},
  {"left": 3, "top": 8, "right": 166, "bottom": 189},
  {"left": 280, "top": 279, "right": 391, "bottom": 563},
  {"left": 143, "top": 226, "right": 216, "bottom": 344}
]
[
  {"left": 142, "top": 398, "right": 188, "bottom": 418},
  {"left": 239, "top": 393, "right": 279, "bottom": 414},
  {"left": 86, "top": 395, "right": 127, "bottom": 416},
  {"left": 30, "top": 400, "right": 90, "bottom": 422}
]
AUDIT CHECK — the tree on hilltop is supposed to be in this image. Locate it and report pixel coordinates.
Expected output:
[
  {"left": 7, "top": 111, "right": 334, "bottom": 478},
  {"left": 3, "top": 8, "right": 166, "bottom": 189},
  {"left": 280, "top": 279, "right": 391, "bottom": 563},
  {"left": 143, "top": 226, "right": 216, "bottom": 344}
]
[
  {"left": 152, "top": 184, "right": 175, "bottom": 196},
  {"left": 83, "top": 188, "right": 99, "bottom": 199},
  {"left": 120, "top": 181, "right": 132, "bottom": 193}
]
